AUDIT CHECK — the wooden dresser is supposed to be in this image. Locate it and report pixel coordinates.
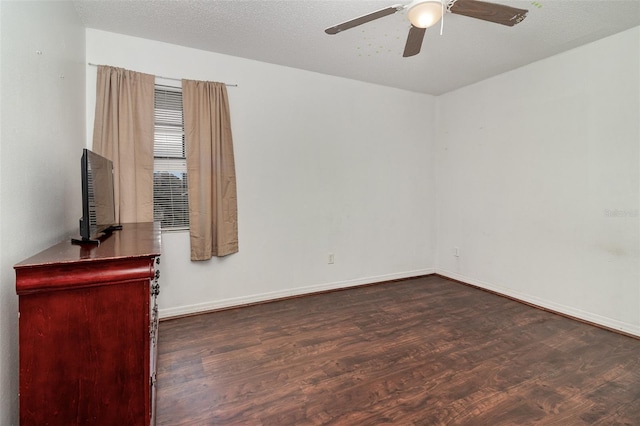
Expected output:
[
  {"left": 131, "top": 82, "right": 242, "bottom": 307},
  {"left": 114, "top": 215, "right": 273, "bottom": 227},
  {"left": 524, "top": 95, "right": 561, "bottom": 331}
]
[{"left": 14, "top": 222, "right": 161, "bottom": 426}]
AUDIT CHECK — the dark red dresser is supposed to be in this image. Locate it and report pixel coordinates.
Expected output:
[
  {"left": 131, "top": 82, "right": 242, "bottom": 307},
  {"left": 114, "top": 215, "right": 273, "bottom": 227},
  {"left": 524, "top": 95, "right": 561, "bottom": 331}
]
[{"left": 15, "top": 222, "right": 161, "bottom": 425}]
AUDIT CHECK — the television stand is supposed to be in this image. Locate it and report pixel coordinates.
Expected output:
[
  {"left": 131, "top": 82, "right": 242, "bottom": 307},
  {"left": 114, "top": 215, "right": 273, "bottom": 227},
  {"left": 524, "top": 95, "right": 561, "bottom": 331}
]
[
  {"left": 15, "top": 222, "right": 161, "bottom": 425},
  {"left": 71, "top": 224, "right": 123, "bottom": 245}
]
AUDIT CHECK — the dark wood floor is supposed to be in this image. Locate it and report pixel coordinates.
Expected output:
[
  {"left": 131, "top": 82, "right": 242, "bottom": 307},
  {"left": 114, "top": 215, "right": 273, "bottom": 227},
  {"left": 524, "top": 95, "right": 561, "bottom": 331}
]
[{"left": 155, "top": 275, "right": 640, "bottom": 425}]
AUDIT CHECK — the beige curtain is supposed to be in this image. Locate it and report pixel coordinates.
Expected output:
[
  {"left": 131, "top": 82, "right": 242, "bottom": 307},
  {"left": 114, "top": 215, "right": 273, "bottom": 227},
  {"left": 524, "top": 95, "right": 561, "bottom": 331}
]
[
  {"left": 92, "top": 65, "right": 155, "bottom": 224},
  {"left": 182, "top": 79, "right": 238, "bottom": 260}
]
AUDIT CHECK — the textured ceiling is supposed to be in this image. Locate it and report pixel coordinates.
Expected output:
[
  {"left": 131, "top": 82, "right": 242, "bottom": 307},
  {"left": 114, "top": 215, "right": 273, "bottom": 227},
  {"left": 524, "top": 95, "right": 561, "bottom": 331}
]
[{"left": 73, "top": 0, "right": 640, "bottom": 95}]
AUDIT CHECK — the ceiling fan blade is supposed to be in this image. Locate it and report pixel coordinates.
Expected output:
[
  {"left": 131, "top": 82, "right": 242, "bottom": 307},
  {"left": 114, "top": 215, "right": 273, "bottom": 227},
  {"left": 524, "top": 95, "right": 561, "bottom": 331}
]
[
  {"left": 325, "top": 5, "right": 404, "bottom": 35},
  {"left": 403, "top": 25, "right": 426, "bottom": 57},
  {"left": 449, "top": 0, "right": 528, "bottom": 26}
]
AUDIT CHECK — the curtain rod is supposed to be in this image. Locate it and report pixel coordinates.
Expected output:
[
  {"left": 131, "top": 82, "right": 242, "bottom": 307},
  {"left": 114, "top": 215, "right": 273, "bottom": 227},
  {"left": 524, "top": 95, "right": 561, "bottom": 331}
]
[{"left": 87, "top": 63, "right": 238, "bottom": 87}]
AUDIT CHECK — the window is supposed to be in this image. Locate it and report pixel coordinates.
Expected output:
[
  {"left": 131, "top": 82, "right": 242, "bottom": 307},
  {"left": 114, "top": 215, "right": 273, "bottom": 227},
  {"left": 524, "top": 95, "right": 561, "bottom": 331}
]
[{"left": 154, "top": 85, "right": 189, "bottom": 230}]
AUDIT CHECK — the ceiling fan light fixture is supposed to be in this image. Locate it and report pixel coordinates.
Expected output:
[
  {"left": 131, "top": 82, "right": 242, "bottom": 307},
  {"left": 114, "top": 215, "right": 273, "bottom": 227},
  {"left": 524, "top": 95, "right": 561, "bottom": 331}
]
[{"left": 407, "top": 1, "right": 444, "bottom": 28}]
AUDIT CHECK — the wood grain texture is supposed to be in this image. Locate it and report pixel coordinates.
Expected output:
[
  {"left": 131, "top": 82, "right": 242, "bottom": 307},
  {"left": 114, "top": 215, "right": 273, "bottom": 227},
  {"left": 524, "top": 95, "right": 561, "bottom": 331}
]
[
  {"left": 15, "top": 223, "right": 161, "bottom": 425},
  {"left": 403, "top": 25, "right": 427, "bottom": 58},
  {"left": 15, "top": 222, "right": 161, "bottom": 294},
  {"left": 19, "top": 282, "right": 151, "bottom": 425},
  {"left": 450, "top": 0, "right": 528, "bottom": 26},
  {"left": 156, "top": 276, "right": 640, "bottom": 425}
]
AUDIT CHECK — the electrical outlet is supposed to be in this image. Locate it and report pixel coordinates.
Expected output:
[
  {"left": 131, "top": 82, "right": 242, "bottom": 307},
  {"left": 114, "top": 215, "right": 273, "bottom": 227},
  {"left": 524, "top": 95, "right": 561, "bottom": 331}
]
[
  {"left": 328, "top": 253, "right": 335, "bottom": 264},
  {"left": 454, "top": 247, "right": 460, "bottom": 257}
]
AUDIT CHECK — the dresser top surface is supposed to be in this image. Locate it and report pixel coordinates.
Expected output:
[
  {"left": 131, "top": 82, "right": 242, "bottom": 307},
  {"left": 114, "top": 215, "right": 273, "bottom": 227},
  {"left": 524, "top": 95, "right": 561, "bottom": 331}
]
[{"left": 15, "top": 222, "right": 161, "bottom": 269}]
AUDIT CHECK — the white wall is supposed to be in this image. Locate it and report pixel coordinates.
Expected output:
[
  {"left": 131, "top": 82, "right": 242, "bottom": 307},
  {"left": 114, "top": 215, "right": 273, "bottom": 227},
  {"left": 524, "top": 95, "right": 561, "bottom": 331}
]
[
  {"left": 86, "top": 30, "right": 438, "bottom": 318},
  {"left": 0, "top": 2, "right": 86, "bottom": 424},
  {"left": 435, "top": 27, "right": 640, "bottom": 336}
]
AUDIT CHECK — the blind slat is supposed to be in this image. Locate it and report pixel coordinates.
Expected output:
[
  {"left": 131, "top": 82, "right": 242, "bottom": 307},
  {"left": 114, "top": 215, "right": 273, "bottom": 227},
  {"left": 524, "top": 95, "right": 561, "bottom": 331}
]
[{"left": 154, "top": 86, "right": 188, "bottom": 230}]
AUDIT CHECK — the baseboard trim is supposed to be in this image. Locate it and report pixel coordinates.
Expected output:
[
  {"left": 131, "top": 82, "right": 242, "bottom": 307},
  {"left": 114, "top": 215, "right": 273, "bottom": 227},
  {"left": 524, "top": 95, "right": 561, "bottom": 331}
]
[
  {"left": 435, "top": 269, "right": 640, "bottom": 339},
  {"left": 159, "top": 268, "right": 436, "bottom": 320},
  {"left": 159, "top": 267, "right": 640, "bottom": 339}
]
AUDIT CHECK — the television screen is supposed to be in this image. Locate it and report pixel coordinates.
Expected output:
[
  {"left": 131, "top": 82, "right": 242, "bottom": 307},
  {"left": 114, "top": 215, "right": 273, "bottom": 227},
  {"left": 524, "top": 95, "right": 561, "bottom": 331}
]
[{"left": 75, "top": 149, "right": 119, "bottom": 243}]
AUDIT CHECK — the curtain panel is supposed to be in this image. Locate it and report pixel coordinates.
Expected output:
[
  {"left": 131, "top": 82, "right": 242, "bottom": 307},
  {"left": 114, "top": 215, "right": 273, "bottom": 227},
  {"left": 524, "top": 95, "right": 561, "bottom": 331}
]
[
  {"left": 182, "top": 79, "right": 239, "bottom": 260},
  {"left": 92, "top": 65, "right": 155, "bottom": 224}
]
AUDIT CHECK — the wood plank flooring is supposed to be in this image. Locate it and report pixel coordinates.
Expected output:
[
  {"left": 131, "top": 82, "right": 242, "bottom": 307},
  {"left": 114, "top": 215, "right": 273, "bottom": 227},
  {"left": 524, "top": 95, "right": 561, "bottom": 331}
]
[{"left": 155, "top": 275, "right": 640, "bottom": 425}]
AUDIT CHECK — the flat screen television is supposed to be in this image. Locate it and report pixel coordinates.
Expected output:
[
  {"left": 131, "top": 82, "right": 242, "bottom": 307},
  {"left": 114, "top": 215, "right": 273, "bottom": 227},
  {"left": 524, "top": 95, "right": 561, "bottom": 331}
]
[{"left": 72, "top": 149, "right": 121, "bottom": 244}]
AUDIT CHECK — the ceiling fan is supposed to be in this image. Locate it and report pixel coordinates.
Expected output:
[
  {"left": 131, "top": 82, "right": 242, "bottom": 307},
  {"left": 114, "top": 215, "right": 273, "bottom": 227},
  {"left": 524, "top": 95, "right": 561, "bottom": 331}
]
[{"left": 325, "top": 0, "right": 528, "bottom": 57}]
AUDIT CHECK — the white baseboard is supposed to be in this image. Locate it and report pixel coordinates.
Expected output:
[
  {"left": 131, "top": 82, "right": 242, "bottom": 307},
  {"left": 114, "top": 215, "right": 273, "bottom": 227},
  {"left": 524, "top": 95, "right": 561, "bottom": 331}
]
[
  {"left": 160, "top": 267, "right": 640, "bottom": 338},
  {"left": 436, "top": 268, "right": 640, "bottom": 338},
  {"left": 159, "top": 268, "right": 436, "bottom": 319}
]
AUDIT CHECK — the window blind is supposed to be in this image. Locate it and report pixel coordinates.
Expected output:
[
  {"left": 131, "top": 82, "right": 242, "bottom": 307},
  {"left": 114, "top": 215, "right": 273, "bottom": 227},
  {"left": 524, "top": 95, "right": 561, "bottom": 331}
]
[{"left": 154, "top": 85, "right": 189, "bottom": 230}]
